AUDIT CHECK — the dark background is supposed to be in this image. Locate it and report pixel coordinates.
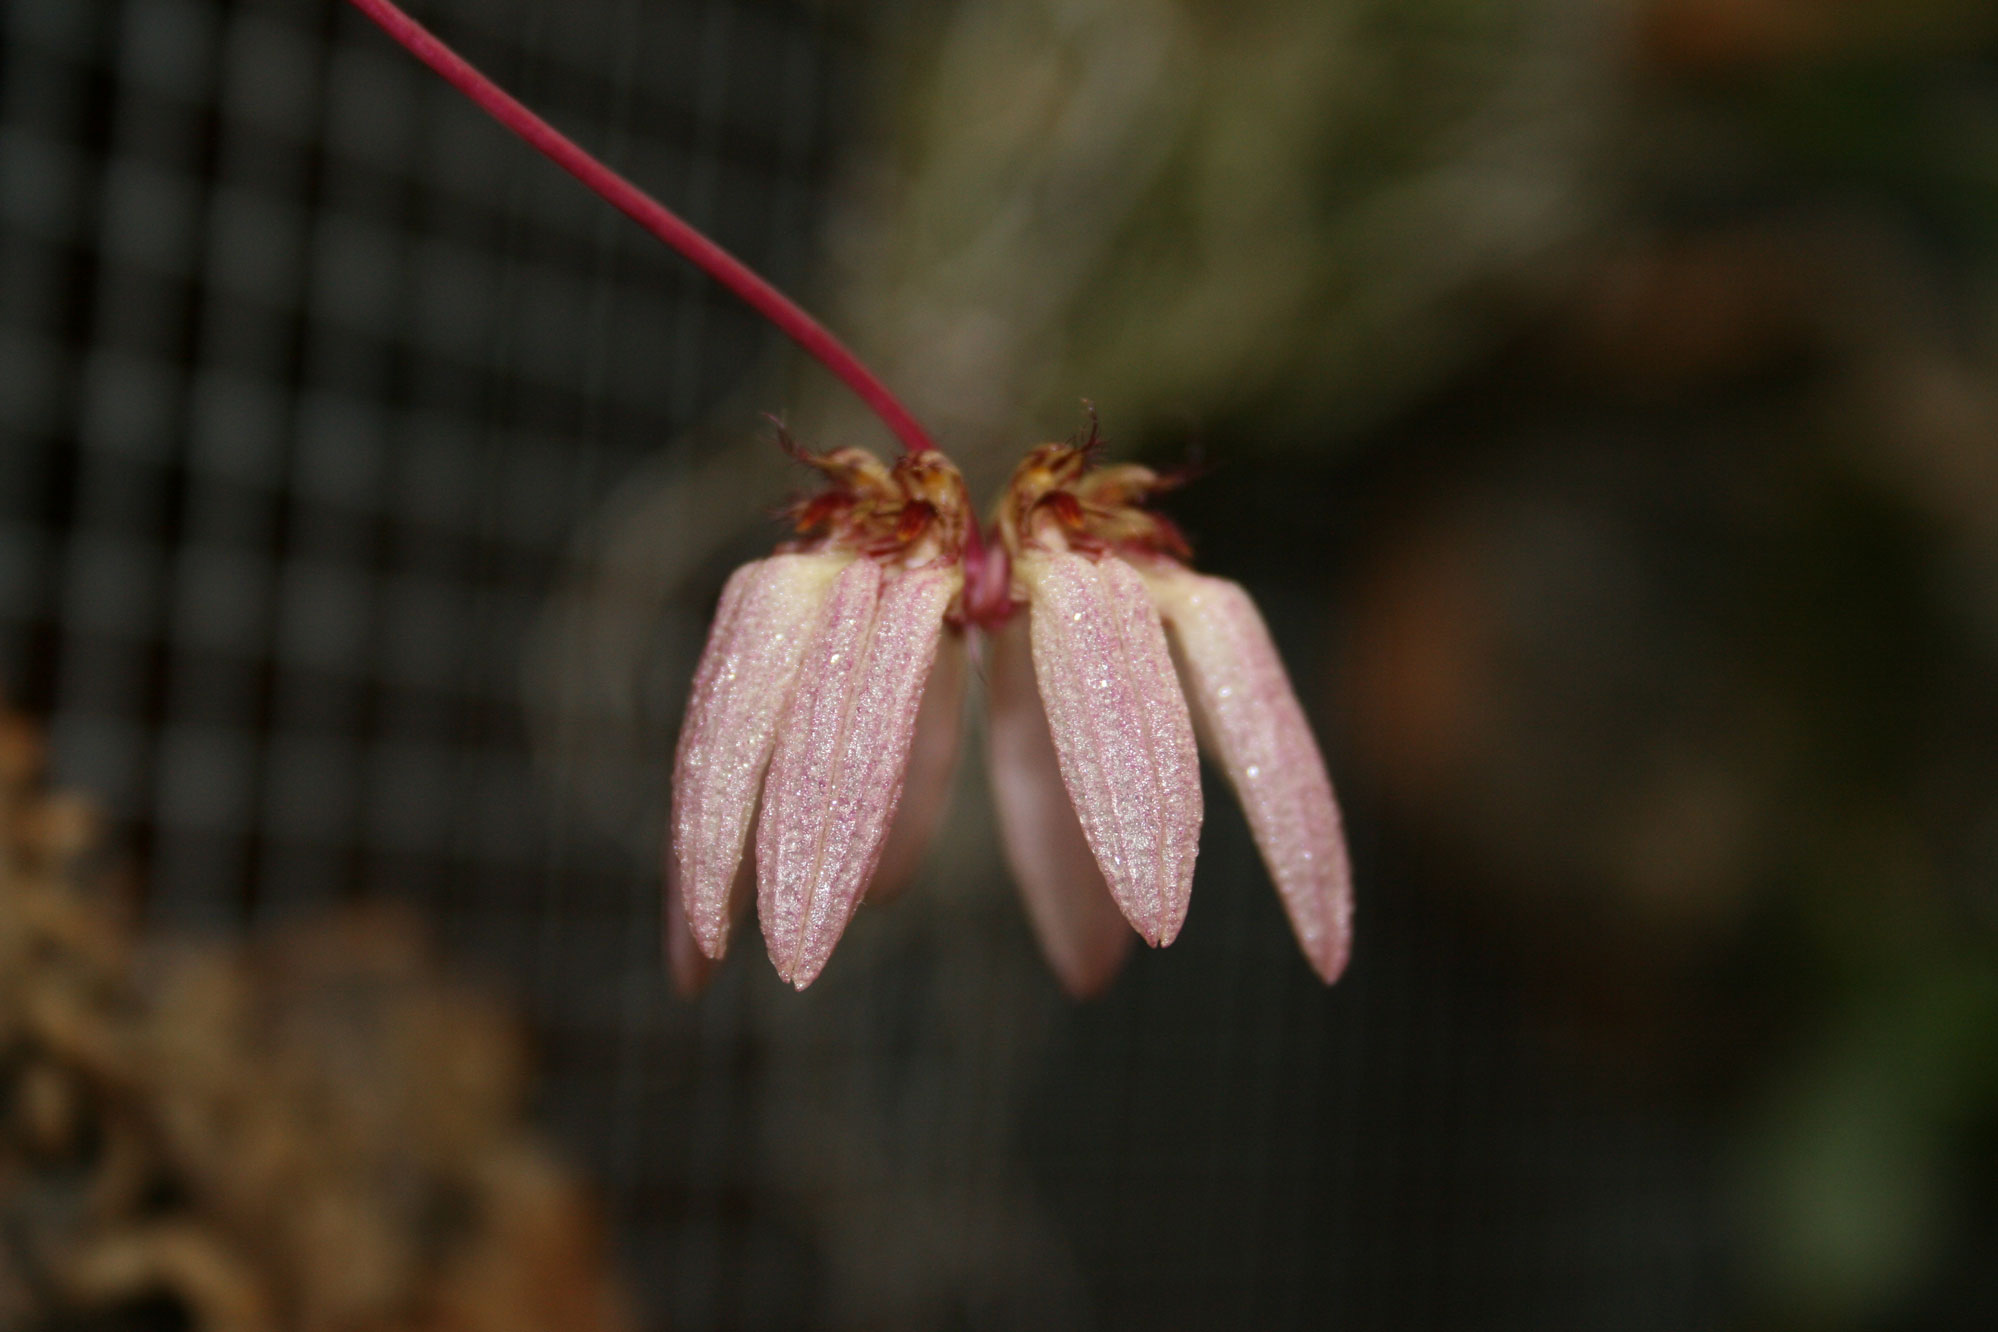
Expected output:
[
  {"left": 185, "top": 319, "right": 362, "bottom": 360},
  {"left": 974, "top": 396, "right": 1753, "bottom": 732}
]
[{"left": 4, "top": 1, "right": 1996, "bottom": 1328}]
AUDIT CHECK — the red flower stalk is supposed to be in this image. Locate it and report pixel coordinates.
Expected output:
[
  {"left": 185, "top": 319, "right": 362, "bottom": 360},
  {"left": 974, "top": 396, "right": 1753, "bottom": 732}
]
[{"left": 351, "top": 0, "right": 1352, "bottom": 996}]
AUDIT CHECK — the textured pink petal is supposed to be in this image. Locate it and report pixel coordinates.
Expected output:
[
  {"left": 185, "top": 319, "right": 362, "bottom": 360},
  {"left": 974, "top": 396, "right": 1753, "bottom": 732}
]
[
  {"left": 669, "top": 553, "right": 848, "bottom": 960},
  {"left": 757, "top": 561, "right": 957, "bottom": 989},
  {"left": 1020, "top": 551, "right": 1201, "bottom": 947},
  {"left": 1146, "top": 566, "right": 1353, "bottom": 983},
  {"left": 985, "top": 616, "right": 1135, "bottom": 997},
  {"left": 663, "top": 864, "right": 711, "bottom": 998},
  {"left": 664, "top": 849, "right": 751, "bottom": 998},
  {"left": 865, "top": 627, "right": 967, "bottom": 904}
]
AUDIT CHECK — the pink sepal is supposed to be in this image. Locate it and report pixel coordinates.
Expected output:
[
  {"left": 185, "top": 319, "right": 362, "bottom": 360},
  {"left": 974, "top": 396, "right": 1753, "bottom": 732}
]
[
  {"left": 669, "top": 553, "right": 849, "bottom": 961},
  {"left": 986, "top": 617, "right": 1135, "bottom": 996},
  {"left": 665, "top": 850, "right": 751, "bottom": 998},
  {"left": 1146, "top": 567, "right": 1353, "bottom": 983},
  {"left": 1020, "top": 551, "right": 1201, "bottom": 948},
  {"left": 866, "top": 627, "right": 967, "bottom": 904},
  {"left": 757, "top": 561, "right": 957, "bottom": 989}
]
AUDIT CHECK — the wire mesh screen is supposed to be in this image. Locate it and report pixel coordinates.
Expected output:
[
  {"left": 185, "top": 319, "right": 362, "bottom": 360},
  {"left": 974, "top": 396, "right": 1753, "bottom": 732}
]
[{"left": 0, "top": 1, "right": 1731, "bottom": 1328}]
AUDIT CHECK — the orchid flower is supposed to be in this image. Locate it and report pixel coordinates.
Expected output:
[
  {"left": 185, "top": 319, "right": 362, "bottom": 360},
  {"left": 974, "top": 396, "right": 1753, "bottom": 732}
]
[
  {"left": 668, "top": 430, "right": 1352, "bottom": 995},
  {"left": 350, "top": 0, "right": 1352, "bottom": 997}
]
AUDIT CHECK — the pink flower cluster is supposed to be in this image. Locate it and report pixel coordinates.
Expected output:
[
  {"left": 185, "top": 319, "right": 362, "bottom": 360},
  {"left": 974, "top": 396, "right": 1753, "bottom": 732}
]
[
  {"left": 667, "top": 433, "right": 1353, "bottom": 997},
  {"left": 335, "top": 1, "right": 1344, "bottom": 998}
]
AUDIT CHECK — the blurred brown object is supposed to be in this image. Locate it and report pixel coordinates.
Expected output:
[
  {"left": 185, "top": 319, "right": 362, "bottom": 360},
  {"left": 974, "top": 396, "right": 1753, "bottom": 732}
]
[
  {"left": 0, "top": 695, "right": 633, "bottom": 1332},
  {"left": 1639, "top": 0, "right": 1998, "bottom": 70}
]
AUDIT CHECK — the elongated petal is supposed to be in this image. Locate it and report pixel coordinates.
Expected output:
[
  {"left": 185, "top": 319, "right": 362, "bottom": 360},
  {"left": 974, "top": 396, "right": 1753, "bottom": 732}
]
[
  {"left": 1146, "top": 567, "right": 1353, "bottom": 983},
  {"left": 1020, "top": 551, "right": 1201, "bottom": 946},
  {"left": 663, "top": 863, "right": 710, "bottom": 998},
  {"left": 866, "top": 627, "right": 967, "bottom": 904},
  {"left": 757, "top": 561, "right": 957, "bottom": 988},
  {"left": 664, "top": 849, "right": 751, "bottom": 998},
  {"left": 985, "top": 616, "right": 1134, "bottom": 997},
  {"left": 670, "top": 553, "right": 848, "bottom": 959}
]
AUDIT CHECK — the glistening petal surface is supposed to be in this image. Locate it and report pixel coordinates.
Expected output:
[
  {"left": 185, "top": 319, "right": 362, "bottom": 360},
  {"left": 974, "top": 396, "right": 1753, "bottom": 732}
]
[
  {"left": 986, "top": 617, "right": 1135, "bottom": 997},
  {"left": 757, "top": 561, "right": 956, "bottom": 988},
  {"left": 664, "top": 851, "right": 751, "bottom": 999},
  {"left": 670, "top": 553, "right": 847, "bottom": 959},
  {"left": 1021, "top": 551, "right": 1201, "bottom": 946},
  {"left": 866, "top": 628, "right": 967, "bottom": 904},
  {"left": 1147, "top": 567, "right": 1353, "bottom": 982}
]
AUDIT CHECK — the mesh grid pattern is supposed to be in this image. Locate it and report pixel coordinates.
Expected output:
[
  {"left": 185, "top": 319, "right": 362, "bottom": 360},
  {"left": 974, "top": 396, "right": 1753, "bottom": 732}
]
[
  {"left": 1, "top": 0, "right": 819, "bottom": 931},
  {"left": 0, "top": 2, "right": 1730, "bottom": 1328}
]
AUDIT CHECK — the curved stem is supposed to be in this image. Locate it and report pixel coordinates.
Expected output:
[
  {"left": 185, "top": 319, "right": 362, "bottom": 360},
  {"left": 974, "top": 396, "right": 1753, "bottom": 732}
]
[{"left": 344, "top": 0, "right": 935, "bottom": 456}]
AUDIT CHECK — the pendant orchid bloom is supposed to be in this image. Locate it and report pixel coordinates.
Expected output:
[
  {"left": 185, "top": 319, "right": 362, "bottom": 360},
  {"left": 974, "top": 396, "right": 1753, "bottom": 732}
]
[
  {"left": 668, "top": 429, "right": 1353, "bottom": 996},
  {"left": 345, "top": 0, "right": 1352, "bottom": 1001}
]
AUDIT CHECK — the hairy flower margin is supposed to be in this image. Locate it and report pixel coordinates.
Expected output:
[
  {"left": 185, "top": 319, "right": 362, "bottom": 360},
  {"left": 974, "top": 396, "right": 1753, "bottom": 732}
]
[{"left": 668, "top": 427, "right": 1353, "bottom": 997}]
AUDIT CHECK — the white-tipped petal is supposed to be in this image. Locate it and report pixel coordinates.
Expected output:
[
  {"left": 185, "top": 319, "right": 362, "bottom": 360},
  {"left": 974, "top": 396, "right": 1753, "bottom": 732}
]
[
  {"left": 1020, "top": 551, "right": 1201, "bottom": 947},
  {"left": 757, "top": 561, "right": 957, "bottom": 989},
  {"left": 670, "top": 553, "right": 848, "bottom": 961},
  {"left": 866, "top": 627, "right": 967, "bottom": 904},
  {"left": 1146, "top": 567, "right": 1353, "bottom": 983},
  {"left": 986, "top": 616, "right": 1135, "bottom": 997}
]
